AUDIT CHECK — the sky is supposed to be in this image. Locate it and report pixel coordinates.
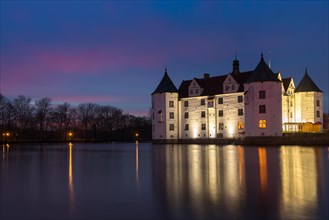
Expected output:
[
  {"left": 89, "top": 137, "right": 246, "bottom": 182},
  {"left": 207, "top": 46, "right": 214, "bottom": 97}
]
[{"left": 1, "top": 1, "right": 328, "bottom": 116}]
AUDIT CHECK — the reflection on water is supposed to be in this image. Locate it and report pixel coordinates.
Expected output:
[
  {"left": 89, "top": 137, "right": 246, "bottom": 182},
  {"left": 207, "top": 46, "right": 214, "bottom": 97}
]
[
  {"left": 136, "top": 141, "right": 139, "bottom": 189},
  {"left": 68, "top": 142, "right": 74, "bottom": 214},
  {"left": 153, "top": 145, "right": 329, "bottom": 220},
  {"left": 0, "top": 143, "right": 328, "bottom": 220}
]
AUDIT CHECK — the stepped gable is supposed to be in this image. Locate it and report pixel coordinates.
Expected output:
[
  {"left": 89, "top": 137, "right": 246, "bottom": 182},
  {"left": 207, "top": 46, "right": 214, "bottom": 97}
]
[
  {"left": 245, "top": 54, "right": 280, "bottom": 83},
  {"left": 152, "top": 68, "right": 178, "bottom": 94},
  {"left": 282, "top": 77, "right": 292, "bottom": 92},
  {"left": 295, "top": 69, "right": 322, "bottom": 93}
]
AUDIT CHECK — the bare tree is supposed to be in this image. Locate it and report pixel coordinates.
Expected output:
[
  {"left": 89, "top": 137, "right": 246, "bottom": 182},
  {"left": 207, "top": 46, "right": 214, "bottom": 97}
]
[
  {"left": 35, "top": 97, "right": 52, "bottom": 140},
  {"left": 11, "top": 95, "right": 34, "bottom": 139}
]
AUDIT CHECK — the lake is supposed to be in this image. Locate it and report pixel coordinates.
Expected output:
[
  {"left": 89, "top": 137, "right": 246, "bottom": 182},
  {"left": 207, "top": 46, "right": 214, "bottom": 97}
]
[{"left": 1, "top": 143, "right": 328, "bottom": 220}]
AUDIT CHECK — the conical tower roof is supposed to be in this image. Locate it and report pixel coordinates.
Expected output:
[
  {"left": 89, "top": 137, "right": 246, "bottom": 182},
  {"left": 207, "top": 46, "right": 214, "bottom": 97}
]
[
  {"left": 152, "top": 68, "right": 178, "bottom": 94},
  {"left": 295, "top": 69, "right": 322, "bottom": 93},
  {"left": 245, "top": 53, "right": 280, "bottom": 83}
]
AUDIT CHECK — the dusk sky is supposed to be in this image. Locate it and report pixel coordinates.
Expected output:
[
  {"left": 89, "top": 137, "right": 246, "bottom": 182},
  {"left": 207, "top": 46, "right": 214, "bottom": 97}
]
[{"left": 1, "top": 1, "right": 328, "bottom": 116}]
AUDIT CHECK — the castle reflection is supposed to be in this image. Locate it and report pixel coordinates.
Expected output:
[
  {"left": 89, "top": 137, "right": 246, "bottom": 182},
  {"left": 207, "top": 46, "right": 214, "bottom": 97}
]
[{"left": 153, "top": 145, "right": 328, "bottom": 219}]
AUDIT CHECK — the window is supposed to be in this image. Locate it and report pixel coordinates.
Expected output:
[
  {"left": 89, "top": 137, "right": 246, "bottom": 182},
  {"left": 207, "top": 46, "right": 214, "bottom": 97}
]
[
  {"left": 190, "top": 90, "right": 193, "bottom": 95},
  {"left": 169, "top": 124, "right": 174, "bottom": 131},
  {"left": 238, "top": 96, "right": 243, "bottom": 103},
  {"left": 201, "top": 99, "right": 206, "bottom": 105},
  {"left": 201, "top": 111, "right": 206, "bottom": 118},
  {"left": 317, "top": 111, "right": 320, "bottom": 117},
  {"left": 218, "top": 97, "right": 223, "bottom": 104},
  {"left": 238, "top": 122, "right": 244, "bottom": 130},
  {"left": 201, "top": 123, "right": 206, "bottom": 130},
  {"left": 259, "top": 90, "right": 266, "bottom": 99},
  {"left": 259, "top": 120, "right": 266, "bottom": 128},
  {"left": 238, "top": 109, "right": 243, "bottom": 116},
  {"left": 169, "top": 101, "right": 174, "bottom": 107},
  {"left": 184, "top": 112, "right": 189, "bottom": 119},
  {"left": 196, "top": 89, "right": 199, "bottom": 94},
  {"left": 290, "top": 112, "right": 293, "bottom": 118},
  {"left": 218, "top": 110, "right": 223, "bottom": 117},
  {"left": 259, "top": 105, "right": 266, "bottom": 114},
  {"left": 208, "top": 101, "right": 214, "bottom": 108},
  {"left": 184, "top": 124, "right": 189, "bottom": 130},
  {"left": 225, "top": 85, "right": 230, "bottom": 91},
  {"left": 290, "top": 101, "right": 293, "bottom": 107},
  {"left": 316, "top": 100, "right": 320, "bottom": 107},
  {"left": 184, "top": 101, "right": 189, "bottom": 107},
  {"left": 218, "top": 123, "right": 224, "bottom": 130},
  {"left": 169, "top": 112, "right": 174, "bottom": 119},
  {"left": 158, "top": 111, "right": 163, "bottom": 122}
]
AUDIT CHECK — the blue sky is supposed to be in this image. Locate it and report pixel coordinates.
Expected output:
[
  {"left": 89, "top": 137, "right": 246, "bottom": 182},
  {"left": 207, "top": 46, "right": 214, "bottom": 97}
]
[{"left": 1, "top": 1, "right": 328, "bottom": 115}]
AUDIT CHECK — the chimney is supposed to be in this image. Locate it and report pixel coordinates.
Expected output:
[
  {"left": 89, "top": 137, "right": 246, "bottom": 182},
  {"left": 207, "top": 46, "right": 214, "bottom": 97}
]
[{"left": 204, "top": 73, "right": 210, "bottom": 79}]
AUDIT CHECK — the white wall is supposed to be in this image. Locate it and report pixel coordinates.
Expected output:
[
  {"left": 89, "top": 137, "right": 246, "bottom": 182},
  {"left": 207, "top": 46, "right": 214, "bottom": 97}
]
[{"left": 244, "top": 81, "right": 282, "bottom": 136}]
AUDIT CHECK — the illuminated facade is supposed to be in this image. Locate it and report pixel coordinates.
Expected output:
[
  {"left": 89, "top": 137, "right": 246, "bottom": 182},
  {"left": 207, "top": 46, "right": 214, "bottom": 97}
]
[{"left": 151, "top": 55, "right": 323, "bottom": 141}]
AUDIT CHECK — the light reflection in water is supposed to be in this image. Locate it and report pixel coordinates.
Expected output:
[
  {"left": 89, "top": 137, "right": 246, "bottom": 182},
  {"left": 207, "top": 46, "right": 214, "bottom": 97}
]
[
  {"left": 280, "top": 146, "right": 318, "bottom": 219},
  {"left": 136, "top": 141, "right": 139, "bottom": 189},
  {"left": 258, "top": 147, "right": 267, "bottom": 194},
  {"left": 68, "top": 142, "right": 75, "bottom": 212}
]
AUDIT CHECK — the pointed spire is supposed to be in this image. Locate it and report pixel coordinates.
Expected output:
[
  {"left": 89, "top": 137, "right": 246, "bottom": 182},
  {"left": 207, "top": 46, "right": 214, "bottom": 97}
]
[
  {"left": 232, "top": 52, "right": 240, "bottom": 73},
  {"left": 295, "top": 69, "right": 322, "bottom": 93},
  {"left": 152, "top": 68, "right": 178, "bottom": 94},
  {"left": 261, "top": 50, "right": 264, "bottom": 60},
  {"left": 268, "top": 50, "right": 271, "bottom": 69}
]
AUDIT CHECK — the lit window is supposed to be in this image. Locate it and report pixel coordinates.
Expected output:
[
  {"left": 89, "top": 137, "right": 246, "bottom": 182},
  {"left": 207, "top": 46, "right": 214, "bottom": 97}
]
[
  {"left": 184, "top": 124, "right": 189, "bottom": 130},
  {"left": 259, "top": 120, "right": 266, "bottom": 128},
  {"left": 184, "top": 101, "right": 189, "bottom": 107},
  {"left": 169, "top": 101, "right": 174, "bottom": 107},
  {"left": 238, "top": 122, "right": 244, "bottom": 130},
  {"left": 259, "top": 105, "right": 266, "bottom": 114},
  {"left": 201, "top": 123, "right": 206, "bottom": 130},
  {"left": 238, "top": 96, "right": 243, "bottom": 103},
  {"left": 218, "top": 123, "right": 224, "bottom": 130},
  {"left": 201, "top": 111, "right": 206, "bottom": 118},
  {"left": 169, "top": 112, "right": 174, "bottom": 119},
  {"left": 218, "top": 110, "right": 223, "bottom": 117},
  {"left": 238, "top": 109, "right": 243, "bottom": 116},
  {"left": 259, "top": 90, "right": 266, "bottom": 99},
  {"left": 218, "top": 97, "right": 223, "bottom": 104},
  {"left": 169, "top": 124, "right": 174, "bottom": 131},
  {"left": 201, "top": 99, "right": 206, "bottom": 105},
  {"left": 184, "top": 112, "right": 189, "bottom": 119}
]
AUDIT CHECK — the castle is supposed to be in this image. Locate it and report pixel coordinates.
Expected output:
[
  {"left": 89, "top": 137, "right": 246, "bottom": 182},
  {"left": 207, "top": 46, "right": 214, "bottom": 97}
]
[{"left": 151, "top": 54, "right": 323, "bottom": 142}]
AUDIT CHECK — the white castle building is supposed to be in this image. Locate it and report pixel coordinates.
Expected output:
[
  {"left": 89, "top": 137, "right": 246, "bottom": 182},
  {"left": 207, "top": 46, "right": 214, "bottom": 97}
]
[{"left": 151, "top": 54, "right": 323, "bottom": 142}]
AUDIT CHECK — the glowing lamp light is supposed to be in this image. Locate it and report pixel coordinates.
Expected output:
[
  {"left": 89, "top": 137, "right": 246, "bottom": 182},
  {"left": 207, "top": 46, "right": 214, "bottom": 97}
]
[{"left": 68, "top": 132, "right": 73, "bottom": 137}]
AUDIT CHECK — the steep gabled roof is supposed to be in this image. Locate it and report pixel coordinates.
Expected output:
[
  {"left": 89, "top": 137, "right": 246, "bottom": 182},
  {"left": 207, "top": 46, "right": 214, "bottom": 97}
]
[
  {"left": 245, "top": 54, "right": 280, "bottom": 83},
  {"left": 282, "top": 77, "right": 293, "bottom": 92},
  {"left": 152, "top": 69, "right": 178, "bottom": 94},
  {"left": 295, "top": 70, "right": 322, "bottom": 93},
  {"left": 231, "top": 71, "right": 253, "bottom": 92}
]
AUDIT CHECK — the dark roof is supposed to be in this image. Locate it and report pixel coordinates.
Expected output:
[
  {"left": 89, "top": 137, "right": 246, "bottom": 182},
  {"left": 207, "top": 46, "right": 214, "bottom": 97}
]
[
  {"left": 178, "top": 71, "right": 252, "bottom": 98},
  {"left": 152, "top": 70, "right": 178, "bottom": 94},
  {"left": 245, "top": 55, "right": 280, "bottom": 83},
  {"left": 282, "top": 77, "right": 292, "bottom": 92},
  {"left": 295, "top": 70, "right": 322, "bottom": 93}
]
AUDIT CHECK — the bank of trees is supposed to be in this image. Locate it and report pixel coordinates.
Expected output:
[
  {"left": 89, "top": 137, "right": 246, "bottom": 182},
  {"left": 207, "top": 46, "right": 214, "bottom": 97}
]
[{"left": 0, "top": 94, "right": 151, "bottom": 142}]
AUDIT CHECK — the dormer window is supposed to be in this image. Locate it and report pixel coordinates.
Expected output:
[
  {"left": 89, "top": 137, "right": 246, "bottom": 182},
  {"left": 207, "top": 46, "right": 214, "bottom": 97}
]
[
  {"left": 225, "top": 85, "right": 230, "bottom": 91},
  {"left": 190, "top": 89, "right": 193, "bottom": 95}
]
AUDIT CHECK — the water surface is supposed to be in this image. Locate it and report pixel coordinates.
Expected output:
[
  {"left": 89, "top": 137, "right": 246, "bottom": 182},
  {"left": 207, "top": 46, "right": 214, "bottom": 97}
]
[{"left": 1, "top": 143, "right": 328, "bottom": 219}]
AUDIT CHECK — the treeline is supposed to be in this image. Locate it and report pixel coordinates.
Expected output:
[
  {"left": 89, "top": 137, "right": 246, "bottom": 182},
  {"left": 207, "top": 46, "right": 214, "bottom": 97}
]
[{"left": 0, "top": 94, "right": 151, "bottom": 142}]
